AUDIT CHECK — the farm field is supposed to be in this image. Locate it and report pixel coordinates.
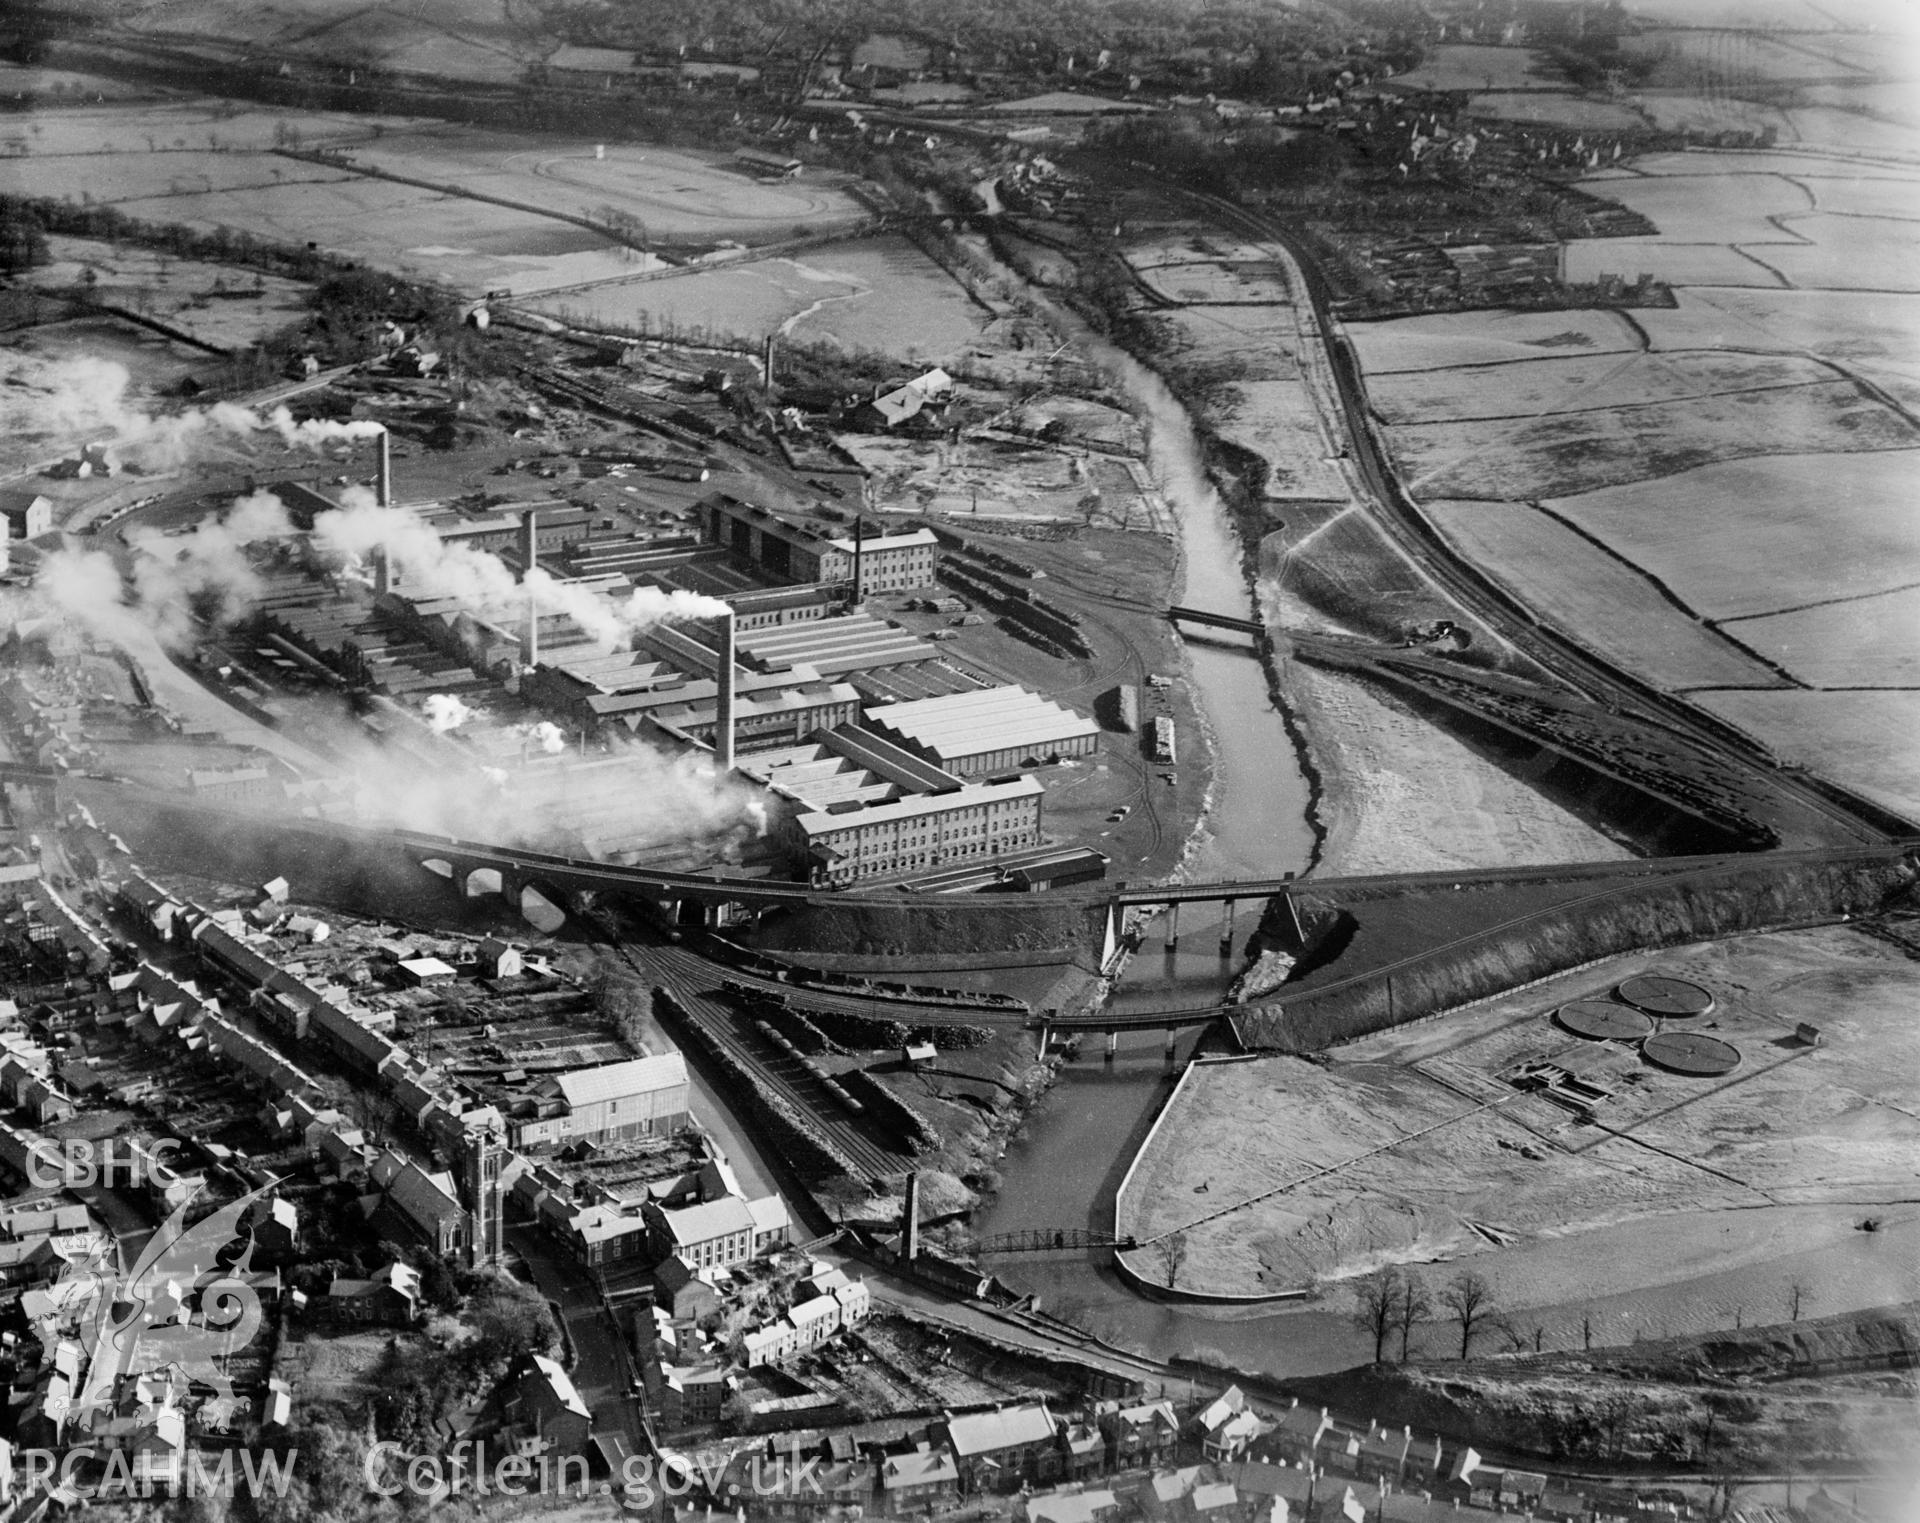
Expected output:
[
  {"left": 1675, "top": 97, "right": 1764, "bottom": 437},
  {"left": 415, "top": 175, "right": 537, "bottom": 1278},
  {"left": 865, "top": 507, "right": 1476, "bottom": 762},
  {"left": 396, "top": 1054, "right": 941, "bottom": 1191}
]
[
  {"left": 1567, "top": 171, "right": 1814, "bottom": 244},
  {"left": 1722, "top": 584, "right": 1920, "bottom": 689},
  {"left": 1117, "top": 925, "right": 1920, "bottom": 1322},
  {"left": 1424, "top": 500, "right": 1788, "bottom": 691},
  {"left": 1166, "top": 304, "right": 1308, "bottom": 375},
  {"left": 1346, "top": 308, "right": 1642, "bottom": 373},
  {"left": 531, "top": 237, "right": 985, "bottom": 360},
  {"left": 1762, "top": 215, "right": 1920, "bottom": 290},
  {"left": 1562, "top": 238, "right": 1786, "bottom": 286},
  {"left": 1385, "top": 44, "right": 1568, "bottom": 93},
  {"left": 1391, "top": 379, "right": 1911, "bottom": 500},
  {"left": 1624, "top": 28, "right": 1872, "bottom": 84},
  {"left": 15, "top": 236, "right": 313, "bottom": 350},
  {"left": 1215, "top": 380, "right": 1350, "bottom": 500},
  {"left": 1369, "top": 350, "right": 1831, "bottom": 426},
  {"left": 0, "top": 150, "right": 362, "bottom": 206},
  {"left": 1628, "top": 92, "right": 1791, "bottom": 137},
  {"left": 343, "top": 132, "right": 865, "bottom": 245},
  {"left": 1636, "top": 286, "right": 1920, "bottom": 364},
  {"left": 120, "top": 0, "right": 540, "bottom": 82},
  {"left": 1791, "top": 172, "right": 1920, "bottom": 221},
  {"left": 1466, "top": 93, "right": 1646, "bottom": 129},
  {"left": 2, "top": 319, "right": 210, "bottom": 423},
  {"left": 0, "top": 101, "right": 403, "bottom": 156},
  {"left": 1543, "top": 450, "right": 1920, "bottom": 620},
  {"left": 1693, "top": 691, "right": 1920, "bottom": 823}
]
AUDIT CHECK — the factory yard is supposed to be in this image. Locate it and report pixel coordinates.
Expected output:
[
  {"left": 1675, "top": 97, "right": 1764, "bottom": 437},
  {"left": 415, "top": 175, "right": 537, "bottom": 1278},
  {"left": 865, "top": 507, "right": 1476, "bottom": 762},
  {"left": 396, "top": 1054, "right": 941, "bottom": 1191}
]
[{"left": 1117, "top": 924, "right": 1920, "bottom": 1341}]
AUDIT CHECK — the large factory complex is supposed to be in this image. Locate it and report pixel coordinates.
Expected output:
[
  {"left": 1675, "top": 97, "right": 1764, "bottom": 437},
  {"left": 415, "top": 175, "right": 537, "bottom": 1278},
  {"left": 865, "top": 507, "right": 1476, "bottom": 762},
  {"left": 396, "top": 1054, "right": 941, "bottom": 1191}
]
[{"left": 253, "top": 449, "right": 1105, "bottom": 888}]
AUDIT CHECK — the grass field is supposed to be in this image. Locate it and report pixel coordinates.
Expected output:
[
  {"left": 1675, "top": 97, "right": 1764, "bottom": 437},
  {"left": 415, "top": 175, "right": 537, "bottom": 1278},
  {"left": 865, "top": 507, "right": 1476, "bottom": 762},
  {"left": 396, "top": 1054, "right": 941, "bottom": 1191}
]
[
  {"left": 16, "top": 235, "right": 312, "bottom": 350},
  {"left": 1626, "top": 28, "right": 1873, "bottom": 85},
  {"left": 1637, "top": 286, "right": 1920, "bottom": 363},
  {"left": 1562, "top": 238, "right": 1786, "bottom": 286},
  {"left": 1575, "top": 171, "right": 1816, "bottom": 244},
  {"left": 1217, "top": 379, "right": 1350, "bottom": 500},
  {"left": 1763, "top": 215, "right": 1920, "bottom": 290},
  {"left": 1693, "top": 690, "right": 1920, "bottom": 823},
  {"left": 1394, "top": 380, "right": 1911, "bottom": 499},
  {"left": 1370, "top": 350, "right": 1830, "bottom": 426},
  {"left": 1467, "top": 93, "right": 1647, "bottom": 129},
  {"left": 1119, "top": 924, "right": 1920, "bottom": 1317},
  {"left": 1, "top": 151, "right": 361, "bottom": 205},
  {"left": 1722, "top": 584, "right": 1920, "bottom": 688},
  {"left": 1629, "top": 91, "right": 1792, "bottom": 136},
  {"left": 1347, "top": 309, "right": 1643, "bottom": 374},
  {"left": 0, "top": 102, "right": 402, "bottom": 156},
  {"left": 346, "top": 131, "right": 865, "bottom": 243},
  {"left": 1425, "top": 500, "right": 1789, "bottom": 690},
  {"left": 1387, "top": 44, "right": 1568, "bottom": 93},
  {"left": 532, "top": 237, "right": 984, "bottom": 359},
  {"left": 1792, "top": 170, "right": 1920, "bottom": 221},
  {"left": 1544, "top": 449, "right": 1920, "bottom": 620}
]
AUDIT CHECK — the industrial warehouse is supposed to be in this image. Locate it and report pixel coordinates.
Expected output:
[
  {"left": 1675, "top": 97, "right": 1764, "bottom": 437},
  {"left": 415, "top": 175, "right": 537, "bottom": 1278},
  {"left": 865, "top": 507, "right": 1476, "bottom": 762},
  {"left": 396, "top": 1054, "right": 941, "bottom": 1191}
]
[{"left": 863, "top": 686, "right": 1102, "bottom": 777}]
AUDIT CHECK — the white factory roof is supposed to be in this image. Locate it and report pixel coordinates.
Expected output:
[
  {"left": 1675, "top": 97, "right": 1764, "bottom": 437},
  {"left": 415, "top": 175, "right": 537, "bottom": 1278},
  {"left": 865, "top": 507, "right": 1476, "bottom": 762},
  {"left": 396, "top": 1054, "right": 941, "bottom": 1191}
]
[
  {"left": 549, "top": 1053, "right": 688, "bottom": 1108},
  {"left": 825, "top": 527, "right": 937, "bottom": 554},
  {"left": 794, "top": 776, "right": 1042, "bottom": 839},
  {"left": 867, "top": 685, "right": 1099, "bottom": 757},
  {"left": 657, "top": 1194, "right": 756, "bottom": 1246},
  {"left": 946, "top": 1403, "right": 1057, "bottom": 1456}
]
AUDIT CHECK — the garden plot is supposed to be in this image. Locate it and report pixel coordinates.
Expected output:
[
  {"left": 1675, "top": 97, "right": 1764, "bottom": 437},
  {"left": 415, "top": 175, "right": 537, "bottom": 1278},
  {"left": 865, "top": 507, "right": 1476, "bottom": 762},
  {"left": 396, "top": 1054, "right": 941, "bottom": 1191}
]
[
  {"left": 346, "top": 132, "right": 864, "bottom": 244},
  {"left": 1543, "top": 450, "right": 1920, "bottom": 620},
  {"left": 1391, "top": 380, "right": 1909, "bottom": 500},
  {"left": 1387, "top": 45, "right": 1568, "bottom": 93},
  {"left": 1762, "top": 215, "right": 1920, "bottom": 290},
  {"left": 1466, "top": 93, "right": 1647, "bottom": 129},
  {"left": 1561, "top": 237, "right": 1786, "bottom": 286},
  {"left": 1347, "top": 308, "right": 1643, "bottom": 374},
  {"left": 1425, "top": 500, "right": 1788, "bottom": 690},
  {"left": 1693, "top": 690, "right": 1920, "bottom": 823},
  {"left": 1573, "top": 171, "right": 1815, "bottom": 244},
  {"left": 1722, "top": 584, "right": 1920, "bottom": 689},
  {"left": 1370, "top": 350, "right": 1829, "bottom": 426}
]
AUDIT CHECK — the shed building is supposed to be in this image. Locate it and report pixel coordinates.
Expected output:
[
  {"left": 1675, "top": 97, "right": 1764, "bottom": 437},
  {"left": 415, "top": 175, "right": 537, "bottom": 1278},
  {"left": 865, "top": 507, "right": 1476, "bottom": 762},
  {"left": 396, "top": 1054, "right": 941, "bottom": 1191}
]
[{"left": 864, "top": 686, "right": 1099, "bottom": 776}]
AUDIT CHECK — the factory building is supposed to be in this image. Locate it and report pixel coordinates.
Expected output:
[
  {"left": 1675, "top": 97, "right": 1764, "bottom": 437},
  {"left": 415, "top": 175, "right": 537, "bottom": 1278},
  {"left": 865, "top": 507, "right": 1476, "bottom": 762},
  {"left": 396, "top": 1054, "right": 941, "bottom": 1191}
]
[
  {"left": 429, "top": 505, "right": 596, "bottom": 563},
  {"left": 700, "top": 495, "right": 936, "bottom": 599},
  {"left": 523, "top": 1053, "right": 690, "bottom": 1147},
  {"left": 787, "top": 775, "right": 1044, "bottom": 886},
  {"left": 734, "top": 612, "right": 937, "bottom": 677},
  {"left": 864, "top": 686, "right": 1100, "bottom": 777}
]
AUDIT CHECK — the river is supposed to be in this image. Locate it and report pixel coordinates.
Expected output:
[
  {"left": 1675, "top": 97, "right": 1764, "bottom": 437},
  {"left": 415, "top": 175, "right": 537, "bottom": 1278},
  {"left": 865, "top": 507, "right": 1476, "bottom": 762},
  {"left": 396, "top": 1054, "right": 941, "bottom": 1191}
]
[{"left": 971, "top": 320, "right": 1379, "bottom": 1377}]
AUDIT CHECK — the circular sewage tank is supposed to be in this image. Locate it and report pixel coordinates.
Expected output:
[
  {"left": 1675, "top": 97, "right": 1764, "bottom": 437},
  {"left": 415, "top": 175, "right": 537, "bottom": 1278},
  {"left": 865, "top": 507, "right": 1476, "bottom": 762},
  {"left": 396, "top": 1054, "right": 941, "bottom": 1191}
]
[
  {"left": 1556, "top": 1000, "right": 1656, "bottom": 1041},
  {"left": 1618, "top": 974, "right": 1715, "bottom": 1017},
  {"left": 1643, "top": 1030, "right": 1741, "bottom": 1077}
]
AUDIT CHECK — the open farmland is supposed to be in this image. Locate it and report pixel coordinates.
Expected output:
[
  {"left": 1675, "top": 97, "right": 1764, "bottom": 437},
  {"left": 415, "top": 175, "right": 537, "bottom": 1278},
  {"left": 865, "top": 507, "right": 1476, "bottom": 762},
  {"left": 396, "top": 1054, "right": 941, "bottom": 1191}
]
[
  {"left": 1562, "top": 238, "right": 1787, "bottom": 286},
  {"left": 1762, "top": 215, "right": 1920, "bottom": 291},
  {"left": 119, "top": 0, "right": 542, "bottom": 82},
  {"left": 1370, "top": 350, "right": 1831, "bottom": 426},
  {"left": 0, "top": 101, "right": 403, "bottom": 156},
  {"left": 1116, "top": 925, "right": 1920, "bottom": 1330},
  {"left": 1624, "top": 27, "right": 1875, "bottom": 86},
  {"left": 531, "top": 237, "right": 985, "bottom": 360},
  {"left": 1543, "top": 450, "right": 1920, "bottom": 621},
  {"left": 343, "top": 132, "right": 865, "bottom": 246},
  {"left": 1566, "top": 171, "right": 1815, "bottom": 244},
  {"left": 1392, "top": 379, "right": 1913, "bottom": 500},
  {"left": 1721, "top": 586, "right": 1920, "bottom": 689},
  {"left": 1347, "top": 309, "right": 1642, "bottom": 373},
  {"left": 1424, "top": 501, "right": 1788, "bottom": 691},
  {"left": 1386, "top": 45, "right": 1569, "bottom": 93},
  {"left": 1, "top": 150, "right": 363, "bottom": 205},
  {"left": 15, "top": 236, "right": 312, "bottom": 350},
  {"left": 1695, "top": 691, "right": 1920, "bottom": 823},
  {"left": 1466, "top": 94, "right": 1647, "bottom": 129}
]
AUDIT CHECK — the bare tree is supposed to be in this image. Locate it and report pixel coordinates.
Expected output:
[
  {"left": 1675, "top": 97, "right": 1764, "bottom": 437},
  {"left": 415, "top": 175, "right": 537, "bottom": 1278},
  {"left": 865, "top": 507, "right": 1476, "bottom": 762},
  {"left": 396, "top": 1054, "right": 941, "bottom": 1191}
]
[
  {"left": 1787, "top": 1280, "right": 1813, "bottom": 1322},
  {"left": 1441, "top": 1270, "right": 1495, "bottom": 1358},
  {"left": 1394, "top": 1270, "right": 1431, "bottom": 1362},
  {"left": 1582, "top": 1312, "right": 1594, "bottom": 1351},
  {"left": 1351, "top": 1267, "right": 1405, "bottom": 1364},
  {"left": 1157, "top": 1230, "right": 1188, "bottom": 1289}
]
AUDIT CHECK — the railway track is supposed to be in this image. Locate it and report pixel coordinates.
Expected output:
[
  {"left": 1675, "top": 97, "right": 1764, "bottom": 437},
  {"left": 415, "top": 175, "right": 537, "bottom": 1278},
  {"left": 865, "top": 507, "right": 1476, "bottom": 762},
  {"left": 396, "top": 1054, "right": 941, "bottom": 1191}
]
[
  {"left": 634, "top": 942, "right": 913, "bottom": 1179},
  {"left": 1158, "top": 183, "right": 1906, "bottom": 852}
]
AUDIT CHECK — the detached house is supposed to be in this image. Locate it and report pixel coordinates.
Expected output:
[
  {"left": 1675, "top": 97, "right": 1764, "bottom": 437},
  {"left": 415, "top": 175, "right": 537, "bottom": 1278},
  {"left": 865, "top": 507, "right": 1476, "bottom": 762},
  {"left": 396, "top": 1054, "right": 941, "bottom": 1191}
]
[
  {"left": 943, "top": 1404, "right": 1061, "bottom": 1492},
  {"left": 1104, "top": 1398, "right": 1180, "bottom": 1470}
]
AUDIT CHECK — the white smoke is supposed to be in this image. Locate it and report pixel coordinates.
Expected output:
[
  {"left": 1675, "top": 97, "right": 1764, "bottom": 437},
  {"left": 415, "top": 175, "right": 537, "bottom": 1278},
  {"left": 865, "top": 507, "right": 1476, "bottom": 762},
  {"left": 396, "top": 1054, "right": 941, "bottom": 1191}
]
[
  {"left": 529, "top": 721, "right": 567, "bottom": 755},
  {"left": 422, "top": 694, "right": 475, "bottom": 733},
  {"left": 118, "top": 491, "right": 295, "bottom": 646},
  {"left": 3, "top": 356, "right": 382, "bottom": 473},
  {"left": 310, "top": 492, "right": 731, "bottom": 647}
]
